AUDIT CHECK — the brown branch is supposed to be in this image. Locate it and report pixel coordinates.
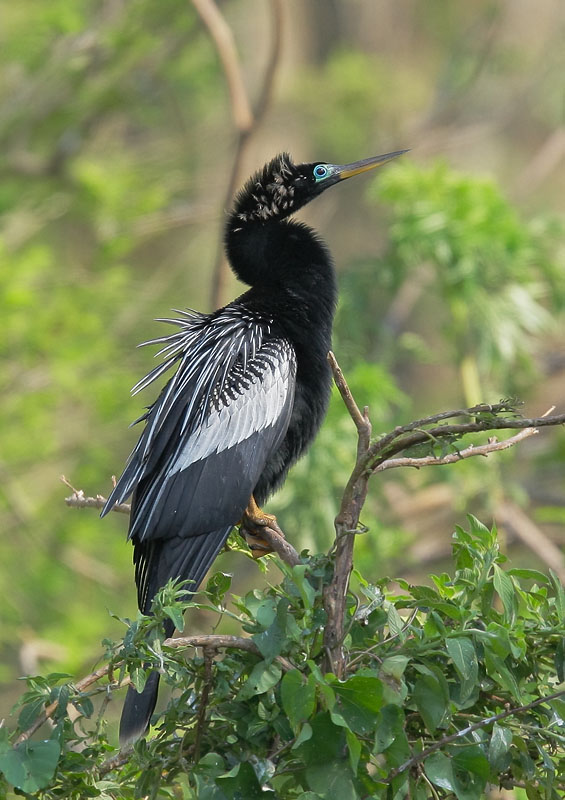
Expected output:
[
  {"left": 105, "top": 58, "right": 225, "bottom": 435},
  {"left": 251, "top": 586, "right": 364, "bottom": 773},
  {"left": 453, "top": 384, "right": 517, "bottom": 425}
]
[
  {"left": 253, "top": 0, "right": 284, "bottom": 126},
  {"left": 259, "top": 525, "right": 301, "bottom": 567},
  {"left": 323, "top": 352, "right": 372, "bottom": 676},
  {"left": 191, "top": 0, "right": 253, "bottom": 133},
  {"left": 374, "top": 427, "right": 538, "bottom": 472},
  {"left": 207, "top": 0, "right": 284, "bottom": 309},
  {"left": 385, "top": 688, "right": 565, "bottom": 782},
  {"left": 64, "top": 482, "right": 300, "bottom": 568},
  {"left": 15, "top": 634, "right": 292, "bottom": 745},
  {"left": 368, "top": 411, "right": 565, "bottom": 469},
  {"left": 62, "top": 475, "right": 131, "bottom": 514},
  {"left": 328, "top": 351, "right": 368, "bottom": 436},
  {"left": 64, "top": 490, "right": 130, "bottom": 515}
]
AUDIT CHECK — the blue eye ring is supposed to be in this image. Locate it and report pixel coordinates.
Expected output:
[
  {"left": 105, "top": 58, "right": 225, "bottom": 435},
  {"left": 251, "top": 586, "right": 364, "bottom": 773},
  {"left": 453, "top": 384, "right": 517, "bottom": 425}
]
[{"left": 313, "top": 164, "right": 328, "bottom": 181}]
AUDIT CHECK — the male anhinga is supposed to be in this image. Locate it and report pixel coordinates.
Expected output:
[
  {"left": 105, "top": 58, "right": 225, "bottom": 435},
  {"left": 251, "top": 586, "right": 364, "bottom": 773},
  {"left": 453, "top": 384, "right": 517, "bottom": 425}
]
[{"left": 102, "top": 149, "right": 405, "bottom": 744}]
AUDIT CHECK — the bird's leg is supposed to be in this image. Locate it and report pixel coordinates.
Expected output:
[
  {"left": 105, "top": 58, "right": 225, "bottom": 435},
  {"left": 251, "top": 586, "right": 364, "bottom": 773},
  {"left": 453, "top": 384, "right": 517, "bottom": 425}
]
[{"left": 240, "top": 495, "right": 286, "bottom": 558}]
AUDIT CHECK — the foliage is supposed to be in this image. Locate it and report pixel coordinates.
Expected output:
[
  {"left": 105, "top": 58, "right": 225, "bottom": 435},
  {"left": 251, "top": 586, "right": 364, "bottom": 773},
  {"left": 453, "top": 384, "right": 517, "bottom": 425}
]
[
  {"left": 2, "top": 6, "right": 565, "bottom": 800},
  {"left": 2, "top": 518, "right": 564, "bottom": 798},
  {"left": 2, "top": 0, "right": 564, "bottom": 701},
  {"left": 339, "top": 162, "right": 565, "bottom": 405},
  {"left": 0, "top": 0, "right": 224, "bottom": 675}
]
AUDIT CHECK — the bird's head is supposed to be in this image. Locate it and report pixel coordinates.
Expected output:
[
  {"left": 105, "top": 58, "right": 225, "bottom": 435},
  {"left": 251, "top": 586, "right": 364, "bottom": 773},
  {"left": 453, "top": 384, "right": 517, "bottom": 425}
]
[{"left": 231, "top": 150, "right": 408, "bottom": 223}]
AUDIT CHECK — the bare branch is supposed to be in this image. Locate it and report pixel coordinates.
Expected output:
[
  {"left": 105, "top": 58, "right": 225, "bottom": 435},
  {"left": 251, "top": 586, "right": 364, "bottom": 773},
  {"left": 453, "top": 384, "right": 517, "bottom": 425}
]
[
  {"left": 64, "top": 489, "right": 130, "bottom": 515},
  {"left": 323, "top": 354, "right": 372, "bottom": 676},
  {"left": 259, "top": 525, "right": 301, "bottom": 567},
  {"left": 253, "top": 0, "right": 284, "bottom": 127},
  {"left": 374, "top": 427, "right": 538, "bottom": 472},
  {"left": 328, "top": 351, "right": 370, "bottom": 441},
  {"left": 64, "top": 482, "right": 300, "bottom": 568},
  {"left": 170, "top": 634, "right": 293, "bottom": 671},
  {"left": 208, "top": 0, "right": 284, "bottom": 308},
  {"left": 191, "top": 0, "right": 253, "bottom": 133},
  {"left": 368, "top": 411, "right": 565, "bottom": 469}
]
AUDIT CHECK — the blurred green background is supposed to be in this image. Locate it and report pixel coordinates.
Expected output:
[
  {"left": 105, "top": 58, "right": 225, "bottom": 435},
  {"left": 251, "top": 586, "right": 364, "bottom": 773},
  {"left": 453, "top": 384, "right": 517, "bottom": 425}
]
[{"left": 1, "top": 0, "right": 564, "bottom": 743}]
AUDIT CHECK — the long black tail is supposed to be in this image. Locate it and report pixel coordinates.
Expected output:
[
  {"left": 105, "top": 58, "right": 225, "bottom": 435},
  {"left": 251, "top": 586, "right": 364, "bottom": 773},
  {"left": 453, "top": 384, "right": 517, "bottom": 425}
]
[{"left": 119, "top": 526, "right": 233, "bottom": 746}]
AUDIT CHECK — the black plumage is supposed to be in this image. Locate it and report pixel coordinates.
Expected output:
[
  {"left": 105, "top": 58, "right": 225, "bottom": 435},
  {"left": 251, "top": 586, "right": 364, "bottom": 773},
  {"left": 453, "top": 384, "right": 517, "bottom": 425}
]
[{"left": 102, "top": 149, "right": 405, "bottom": 745}]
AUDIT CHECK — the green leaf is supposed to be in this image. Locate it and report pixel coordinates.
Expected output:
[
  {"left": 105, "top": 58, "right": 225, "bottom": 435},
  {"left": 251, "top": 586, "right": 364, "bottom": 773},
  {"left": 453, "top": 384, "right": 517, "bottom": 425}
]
[
  {"left": 452, "top": 745, "right": 490, "bottom": 780},
  {"left": 555, "top": 638, "right": 565, "bottom": 683},
  {"left": 252, "top": 599, "right": 288, "bottom": 662},
  {"left": 292, "top": 722, "right": 313, "bottom": 750},
  {"left": 237, "top": 662, "right": 282, "bottom": 701},
  {"left": 216, "top": 761, "right": 264, "bottom": 800},
  {"left": 0, "top": 739, "right": 61, "bottom": 793},
  {"left": 294, "top": 712, "right": 343, "bottom": 764},
  {"left": 305, "top": 762, "right": 358, "bottom": 800},
  {"left": 550, "top": 569, "right": 565, "bottom": 623},
  {"left": 162, "top": 605, "right": 185, "bottom": 633},
  {"left": 506, "top": 569, "right": 549, "bottom": 583},
  {"left": 380, "top": 655, "right": 409, "bottom": 681},
  {"left": 483, "top": 645, "right": 522, "bottom": 701},
  {"left": 493, "top": 564, "right": 517, "bottom": 625},
  {"left": 290, "top": 564, "right": 316, "bottom": 610},
  {"left": 424, "top": 751, "right": 456, "bottom": 792},
  {"left": 280, "top": 669, "right": 316, "bottom": 731},
  {"left": 387, "top": 605, "right": 404, "bottom": 639},
  {"left": 488, "top": 723, "right": 513, "bottom": 771},
  {"left": 375, "top": 704, "right": 405, "bottom": 753},
  {"left": 198, "top": 752, "right": 226, "bottom": 774},
  {"left": 446, "top": 637, "right": 478, "bottom": 702},
  {"left": 73, "top": 694, "right": 94, "bottom": 719},
  {"left": 345, "top": 728, "right": 361, "bottom": 774},
  {"left": 192, "top": 774, "right": 227, "bottom": 800},
  {"left": 446, "top": 637, "right": 476, "bottom": 682},
  {"left": 130, "top": 667, "right": 147, "bottom": 694},
  {"left": 205, "top": 572, "right": 233, "bottom": 607},
  {"left": 413, "top": 673, "right": 448, "bottom": 733},
  {"left": 379, "top": 655, "right": 409, "bottom": 704},
  {"left": 333, "top": 675, "right": 384, "bottom": 735},
  {"left": 17, "top": 698, "right": 47, "bottom": 732}
]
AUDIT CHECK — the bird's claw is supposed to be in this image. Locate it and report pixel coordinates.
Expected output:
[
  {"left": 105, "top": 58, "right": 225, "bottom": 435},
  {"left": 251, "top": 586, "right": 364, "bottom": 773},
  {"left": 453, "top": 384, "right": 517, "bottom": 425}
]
[
  {"left": 240, "top": 496, "right": 285, "bottom": 558},
  {"left": 243, "top": 531, "right": 276, "bottom": 558}
]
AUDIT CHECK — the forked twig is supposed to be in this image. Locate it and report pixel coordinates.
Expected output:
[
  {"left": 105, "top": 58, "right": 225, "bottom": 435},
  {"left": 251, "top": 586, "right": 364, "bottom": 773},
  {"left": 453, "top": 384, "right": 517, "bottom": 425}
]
[
  {"left": 374, "top": 427, "right": 538, "bottom": 472},
  {"left": 322, "top": 352, "right": 564, "bottom": 678},
  {"left": 64, "top": 480, "right": 300, "bottom": 568}
]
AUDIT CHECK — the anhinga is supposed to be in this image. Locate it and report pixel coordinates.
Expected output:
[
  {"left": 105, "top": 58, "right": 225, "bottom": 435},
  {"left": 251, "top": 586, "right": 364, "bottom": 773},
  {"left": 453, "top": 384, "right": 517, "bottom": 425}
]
[{"left": 102, "top": 149, "right": 406, "bottom": 745}]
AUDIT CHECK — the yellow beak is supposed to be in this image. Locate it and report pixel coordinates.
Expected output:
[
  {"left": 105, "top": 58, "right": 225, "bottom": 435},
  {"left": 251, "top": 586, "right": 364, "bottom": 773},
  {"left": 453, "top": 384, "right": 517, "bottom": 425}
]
[{"left": 337, "top": 150, "right": 408, "bottom": 180}]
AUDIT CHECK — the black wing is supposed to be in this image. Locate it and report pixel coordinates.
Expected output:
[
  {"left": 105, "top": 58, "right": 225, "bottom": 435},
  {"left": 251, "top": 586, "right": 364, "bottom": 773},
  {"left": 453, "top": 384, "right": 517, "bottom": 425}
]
[{"left": 102, "top": 305, "right": 297, "bottom": 545}]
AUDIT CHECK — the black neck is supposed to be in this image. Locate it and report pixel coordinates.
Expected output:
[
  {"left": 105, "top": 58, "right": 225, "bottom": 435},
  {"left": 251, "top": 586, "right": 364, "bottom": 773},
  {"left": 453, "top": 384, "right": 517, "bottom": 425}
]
[{"left": 224, "top": 216, "right": 337, "bottom": 334}]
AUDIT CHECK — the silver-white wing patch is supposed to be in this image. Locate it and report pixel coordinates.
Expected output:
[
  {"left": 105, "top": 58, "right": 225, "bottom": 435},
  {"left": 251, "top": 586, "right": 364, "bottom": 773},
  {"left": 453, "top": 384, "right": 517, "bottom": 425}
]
[{"left": 169, "top": 340, "right": 295, "bottom": 474}]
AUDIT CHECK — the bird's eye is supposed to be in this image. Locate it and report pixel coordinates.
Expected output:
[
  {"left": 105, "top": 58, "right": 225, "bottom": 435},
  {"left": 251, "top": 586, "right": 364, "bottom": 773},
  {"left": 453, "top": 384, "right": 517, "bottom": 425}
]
[{"left": 313, "top": 164, "right": 329, "bottom": 181}]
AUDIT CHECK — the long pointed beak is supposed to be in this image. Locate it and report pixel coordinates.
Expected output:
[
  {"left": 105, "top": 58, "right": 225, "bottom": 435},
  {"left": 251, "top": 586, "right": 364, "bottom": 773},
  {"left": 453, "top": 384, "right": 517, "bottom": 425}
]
[{"left": 336, "top": 150, "right": 408, "bottom": 181}]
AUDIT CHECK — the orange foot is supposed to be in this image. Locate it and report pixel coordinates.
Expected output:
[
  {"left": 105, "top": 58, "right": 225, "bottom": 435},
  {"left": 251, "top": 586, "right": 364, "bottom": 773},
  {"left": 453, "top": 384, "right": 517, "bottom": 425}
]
[{"left": 240, "top": 495, "right": 286, "bottom": 558}]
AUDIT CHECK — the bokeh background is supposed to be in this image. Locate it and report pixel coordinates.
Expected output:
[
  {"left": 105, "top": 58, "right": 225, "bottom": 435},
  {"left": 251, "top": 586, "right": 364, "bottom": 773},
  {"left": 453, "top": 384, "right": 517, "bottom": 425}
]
[{"left": 1, "top": 0, "right": 564, "bottom": 748}]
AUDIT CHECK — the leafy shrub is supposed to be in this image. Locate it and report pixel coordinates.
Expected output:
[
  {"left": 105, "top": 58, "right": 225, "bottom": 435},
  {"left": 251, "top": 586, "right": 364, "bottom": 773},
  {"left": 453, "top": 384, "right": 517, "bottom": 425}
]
[{"left": 2, "top": 517, "right": 564, "bottom": 798}]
